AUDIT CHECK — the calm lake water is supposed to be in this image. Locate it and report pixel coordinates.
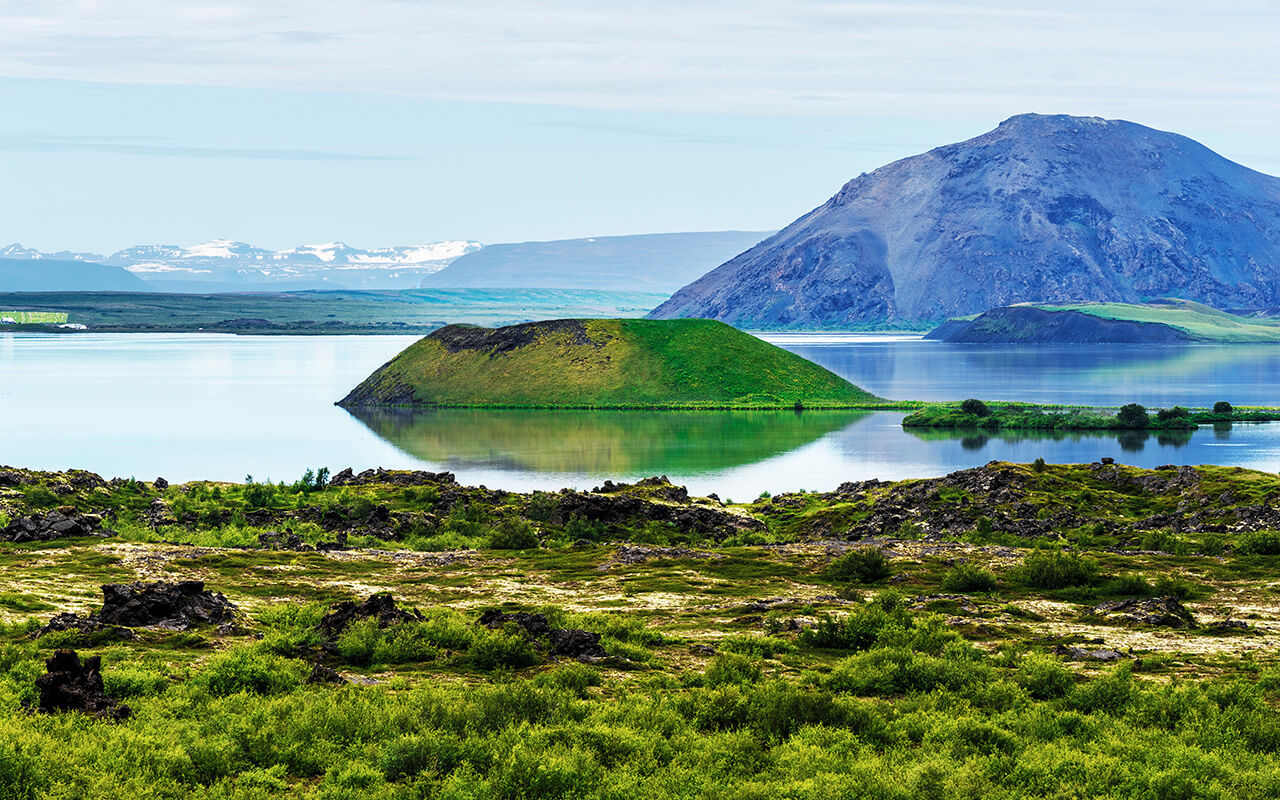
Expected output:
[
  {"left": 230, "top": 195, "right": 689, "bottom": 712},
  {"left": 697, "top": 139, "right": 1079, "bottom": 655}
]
[{"left": 3, "top": 332, "right": 1280, "bottom": 497}]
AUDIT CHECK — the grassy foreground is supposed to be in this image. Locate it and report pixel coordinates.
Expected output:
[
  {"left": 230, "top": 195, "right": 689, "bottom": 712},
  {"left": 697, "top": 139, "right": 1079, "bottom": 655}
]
[
  {"left": 340, "top": 318, "right": 882, "bottom": 409},
  {"left": 5, "top": 463, "right": 1280, "bottom": 797}
]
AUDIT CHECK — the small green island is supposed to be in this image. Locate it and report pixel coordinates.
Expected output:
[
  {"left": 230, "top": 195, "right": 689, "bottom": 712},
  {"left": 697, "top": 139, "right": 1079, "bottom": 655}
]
[
  {"left": 339, "top": 318, "right": 883, "bottom": 409},
  {"left": 928, "top": 299, "right": 1280, "bottom": 344}
]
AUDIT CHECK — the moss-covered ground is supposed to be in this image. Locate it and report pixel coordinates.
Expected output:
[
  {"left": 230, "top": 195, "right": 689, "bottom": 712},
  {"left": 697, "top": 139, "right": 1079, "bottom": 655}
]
[{"left": 5, "top": 463, "right": 1280, "bottom": 797}]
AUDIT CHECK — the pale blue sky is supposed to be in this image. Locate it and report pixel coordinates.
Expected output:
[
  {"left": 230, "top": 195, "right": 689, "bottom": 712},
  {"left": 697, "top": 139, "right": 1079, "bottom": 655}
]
[{"left": 2, "top": 1, "right": 1279, "bottom": 252}]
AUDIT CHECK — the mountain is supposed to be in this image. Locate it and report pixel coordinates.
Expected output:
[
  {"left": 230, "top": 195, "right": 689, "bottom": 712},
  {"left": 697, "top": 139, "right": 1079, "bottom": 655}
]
[
  {"left": 0, "top": 258, "right": 148, "bottom": 292},
  {"left": 650, "top": 114, "right": 1280, "bottom": 329},
  {"left": 0, "top": 239, "right": 481, "bottom": 291},
  {"left": 338, "top": 318, "right": 878, "bottom": 409},
  {"left": 419, "top": 231, "right": 770, "bottom": 292}
]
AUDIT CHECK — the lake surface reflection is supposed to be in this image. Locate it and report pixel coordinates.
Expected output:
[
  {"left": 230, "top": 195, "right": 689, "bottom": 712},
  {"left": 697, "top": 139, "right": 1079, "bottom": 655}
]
[{"left": 3, "top": 332, "right": 1280, "bottom": 497}]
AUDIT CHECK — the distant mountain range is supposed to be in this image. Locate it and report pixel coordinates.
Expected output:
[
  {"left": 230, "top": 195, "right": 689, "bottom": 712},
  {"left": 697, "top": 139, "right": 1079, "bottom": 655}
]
[
  {"left": 651, "top": 113, "right": 1280, "bottom": 329},
  {"left": 0, "top": 258, "right": 148, "bottom": 292},
  {"left": 419, "top": 231, "right": 771, "bottom": 293},
  {"left": 0, "top": 239, "right": 481, "bottom": 292}
]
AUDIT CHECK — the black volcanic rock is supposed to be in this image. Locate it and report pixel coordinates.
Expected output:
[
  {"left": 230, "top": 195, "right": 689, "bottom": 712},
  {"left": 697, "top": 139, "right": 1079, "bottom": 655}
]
[{"left": 650, "top": 114, "right": 1280, "bottom": 328}]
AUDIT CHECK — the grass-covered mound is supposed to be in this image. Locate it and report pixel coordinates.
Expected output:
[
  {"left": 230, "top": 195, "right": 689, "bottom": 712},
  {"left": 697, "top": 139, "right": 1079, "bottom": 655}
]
[
  {"left": 339, "top": 318, "right": 880, "bottom": 409},
  {"left": 929, "top": 299, "right": 1280, "bottom": 344}
]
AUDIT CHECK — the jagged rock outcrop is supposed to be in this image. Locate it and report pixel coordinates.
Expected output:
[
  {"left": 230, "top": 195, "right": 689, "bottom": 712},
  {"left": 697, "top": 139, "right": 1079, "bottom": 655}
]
[
  {"left": 98, "top": 581, "right": 238, "bottom": 630},
  {"left": 479, "top": 610, "right": 608, "bottom": 660},
  {"left": 35, "top": 650, "right": 131, "bottom": 720},
  {"left": 316, "top": 593, "right": 423, "bottom": 640},
  {"left": 650, "top": 114, "right": 1280, "bottom": 328},
  {"left": 2, "top": 510, "right": 105, "bottom": 542}
]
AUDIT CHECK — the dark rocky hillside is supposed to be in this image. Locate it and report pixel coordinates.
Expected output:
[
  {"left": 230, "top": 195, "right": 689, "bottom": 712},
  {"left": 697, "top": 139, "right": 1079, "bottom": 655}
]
[{"left": 650, "top": 114, "right": 1280, "bottom": 328}]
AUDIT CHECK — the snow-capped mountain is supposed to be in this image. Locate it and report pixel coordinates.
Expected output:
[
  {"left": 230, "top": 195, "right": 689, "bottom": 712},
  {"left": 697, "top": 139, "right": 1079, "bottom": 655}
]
[{"left": 0, "top": 239, "right": 482, "bottom": 291}]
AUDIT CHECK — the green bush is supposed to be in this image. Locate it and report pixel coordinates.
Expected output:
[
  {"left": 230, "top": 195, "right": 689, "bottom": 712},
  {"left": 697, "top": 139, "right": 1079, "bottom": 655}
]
[
  {"left": 1237, "top": 530, "right": 1280, "bottom": 556},
  {"left": 719, "top": 634, "right": 795, "bottom": 659},
  {"left": 941, "top": 562, "right": 997, "bottom": 593},
  {"left": 1105, "top": 573, "right": 1153, "bottom": 596},
  {"left": 470, "top": 630, "right": 540, "bottom": 670},
  {"left": 704, "top": 652, "right": 762, "bottom": 686},
  {"left": 825, "top": 647, "right": 990, "bottom": 696},
  {"left": 0, "top": 740, "right": 44, "bottom": 800},
  {"left": 336, "top": 619, "right": 439, "bottom": 667},
  {"left": 380, "top": 732, "right": 467, "bottom": 781},
  {"left": 195, "top": 648, "right": 305, "bottom": 696},
  {"left": 1017, "top": 653, "right": 1075, "bottom": 699},
  {"left": 824, "top": 548, "right": 891, "bottom": 584},
  {"left": 1032, "top": 457, "right": 1047, "bottom": 473},
  {"left": 488, "top": 518, "right": 539, "bottom": 550},
  {"left": 1157, "top": 406, "right": 1191, "bottom": 422},
  {"left": 1117, "top": 403, "right": 1149, "bottom": 428},
  {"left": 1214, "top": 400, "right": 1233, "bottom": 414},
  {"left": 960, "top": 398, "right": 990, "bottom": 417},
  {"left": 20, "top": 485, "right": 57, "bottom": 509},
  {"left": 800, "top": 604, "right": 901, "bottom": 651},
  {"left": 1016, "top": 550, "right": 1098, "bottom": 589}
]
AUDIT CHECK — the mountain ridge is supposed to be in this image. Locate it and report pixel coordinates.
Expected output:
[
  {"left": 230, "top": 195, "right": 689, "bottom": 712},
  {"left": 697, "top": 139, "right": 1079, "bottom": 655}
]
[{"left": 649, "top": 113, "right": 1280, "bottom": 329}]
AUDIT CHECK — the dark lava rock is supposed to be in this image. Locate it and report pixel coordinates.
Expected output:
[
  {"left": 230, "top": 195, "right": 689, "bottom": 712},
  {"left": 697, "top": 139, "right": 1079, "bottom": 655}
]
[
  {"left": 0, "top": 470, "right": 23, "bottom": 487},
  {"left": 35, "top": 612, "right": 137, "bottom": 641},
  {"left": 479, "top": 610, "right": 608, "bottom": 660},
  {"left": 307, "top": 663, "right": 348, "bottom": 684},
  {"left": 593, "top": 476, "right": 690, "bottom": 503},
  {"left": 328, "top": 467, "right": 456, "bottom": 488},
  {"left": 1091, "top": 596, "right": 1196, "bottom": 628},
  {"left": 99, "top": 581, "right": 238, "bottom": 630},
  {"left": 258, "top": 529, "right": 312, "bottom": 551},
  {"left": 35, "top": 650, "right": 131, "bottom": 720},
  {"left": 153, "top": 477, "right": 169, "bottom": 490},
  {"left": 2, "top": 510, "right": 105, "bottom": 542},
  {"left": 316, "top": 593, "right": 424, "bottom": 640},
  {"left": 1052, "top": 644, "right": 1126, "bottom": 662},
  {"left": 551, "top": 491, "right": 763, "bottom": 538}
]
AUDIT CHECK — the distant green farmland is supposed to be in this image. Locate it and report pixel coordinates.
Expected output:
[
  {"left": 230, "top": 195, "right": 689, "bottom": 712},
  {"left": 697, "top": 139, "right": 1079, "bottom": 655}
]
[{"left": 0, "top": 310, "right": 68, "bottom": 324}]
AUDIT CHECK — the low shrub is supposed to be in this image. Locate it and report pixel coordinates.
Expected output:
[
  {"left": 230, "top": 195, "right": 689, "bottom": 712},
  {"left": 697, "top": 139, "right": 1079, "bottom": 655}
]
[
  {"left": 1017, "top": 653, "right": 1075, "bottom": 699},
  {"left": 1214, "top": 400, "right": 1234, "bottom": 414},
  {"left": 195, "top": 648, "right": 305, "bottom": 696},
  {"left": 1237, "top": 530, "right": 1280, "bottom": 556},
  {"left": 470, "top": 630, "right": 540, "bottom": 670},
  {"left": 824, "top": 548, "right": 891, "bottom": 584},
  {"left": 704, "top": 652, "right": 762, "bottom": 686},
  {"left": 1015, "top": 550, "right": 1098, "bottom": 589},
  {"left": 960, "top": 398, "right": 990, "bottom": 417},
  {"left": 719, "top": 634, "right": 796, "bottom": 659},
  {"left": 941, "top": 562, "right": 997, "bottom": 593},
  {"left": 1117, "top": 403, "right": 1149, "bottom": 428},
  {"left": 488, "top": 518, "right": 539, "bottom": 550}
]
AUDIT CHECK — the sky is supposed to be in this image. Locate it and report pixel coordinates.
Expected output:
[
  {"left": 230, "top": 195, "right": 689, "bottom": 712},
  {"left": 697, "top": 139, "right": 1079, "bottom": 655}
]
[{"left": 3, "top": 1, "right": 1280, "bottom": 253}]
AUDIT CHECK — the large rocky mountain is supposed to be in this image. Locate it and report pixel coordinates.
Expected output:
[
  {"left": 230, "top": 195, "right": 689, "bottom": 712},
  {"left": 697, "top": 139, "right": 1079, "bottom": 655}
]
[
  {"left": 420, "top": 231, "right": 771, "bottom": 292},
  {"left": 649, "top": 114, "right": 1280, "bottom": 328}
]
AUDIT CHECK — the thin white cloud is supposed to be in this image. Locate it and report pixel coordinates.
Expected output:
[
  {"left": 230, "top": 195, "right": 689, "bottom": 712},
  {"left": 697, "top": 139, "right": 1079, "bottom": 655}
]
[{"left": 0, "top": 0, "right": 1277, "bottom": 128}]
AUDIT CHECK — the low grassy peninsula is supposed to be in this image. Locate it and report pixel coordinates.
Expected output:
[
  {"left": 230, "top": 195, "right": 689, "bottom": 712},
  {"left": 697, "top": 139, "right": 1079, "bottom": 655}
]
[
  {"left": 903, "top": 399, "right": 1280, "bottom": 432},
  {"left": 929, "top": 299, "right": 1280, "bottom": 344},
  {"left": 339, "top": 317, "right": 881, "bottom": 409},
  {"left": 8, "top": 462, "right": 1280, "bottom": 797}
]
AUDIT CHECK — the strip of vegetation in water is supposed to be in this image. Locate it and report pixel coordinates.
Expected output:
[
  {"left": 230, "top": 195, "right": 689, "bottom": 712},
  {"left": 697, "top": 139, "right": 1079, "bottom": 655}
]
[
  {"left": 902, "top": 398, "right": 1280, "bottom": 431},
  {"left": 5, "top": 461, "right": 1280, "bottom": 797}
]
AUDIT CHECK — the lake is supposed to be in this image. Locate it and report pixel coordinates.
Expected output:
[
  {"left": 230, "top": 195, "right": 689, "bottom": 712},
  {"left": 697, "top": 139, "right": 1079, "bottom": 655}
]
[{"left": 3, "top": 332, "right": 1280, "bottom": 497}]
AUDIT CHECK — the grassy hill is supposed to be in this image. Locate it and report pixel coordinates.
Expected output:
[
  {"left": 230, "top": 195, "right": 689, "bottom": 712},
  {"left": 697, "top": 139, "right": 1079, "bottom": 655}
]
[
  {"left": 339, "top": 318, "right": 881, "bottom": 409},
  {"left": 1041, "top": 299, "right": 1280, "bottom": 342},
  {"left": 929, "top": 299, "right": 1280, "bottom": 344}
]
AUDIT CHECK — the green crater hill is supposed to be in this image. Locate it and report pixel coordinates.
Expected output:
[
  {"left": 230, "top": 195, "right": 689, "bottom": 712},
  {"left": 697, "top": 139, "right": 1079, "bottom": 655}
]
[{"left": 338, "top": 318, "right": 881, "bottom": 409}]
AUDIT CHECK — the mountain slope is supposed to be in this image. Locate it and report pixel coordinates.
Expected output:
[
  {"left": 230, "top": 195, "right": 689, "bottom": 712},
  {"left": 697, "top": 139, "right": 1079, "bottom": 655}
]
[
  {"left": 420, "top": 231, "right": 769, "bottom": 292},
  {"left": 339, "top": 318, "right": 879, "bottom": 409},
  {"left": 650, "top": 114, "right": 1280, "bottom": 329},
  {"left": 0, "top": 258, "right": 148, "bottom": 292}
]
